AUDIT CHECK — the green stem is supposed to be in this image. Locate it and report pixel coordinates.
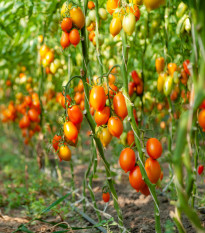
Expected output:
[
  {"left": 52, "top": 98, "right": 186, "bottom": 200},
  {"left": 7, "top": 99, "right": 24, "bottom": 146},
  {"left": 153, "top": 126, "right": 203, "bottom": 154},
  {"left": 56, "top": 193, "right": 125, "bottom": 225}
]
[{"left": 70, "top": 161, "right": 75, "bottom": 202}]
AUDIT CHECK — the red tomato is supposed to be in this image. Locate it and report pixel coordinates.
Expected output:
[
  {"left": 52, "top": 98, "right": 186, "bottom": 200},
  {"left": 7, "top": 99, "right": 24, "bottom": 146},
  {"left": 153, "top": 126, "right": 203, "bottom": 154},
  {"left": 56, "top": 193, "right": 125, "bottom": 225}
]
[
  {"left": 129, "top": 166, "right": 145, "bottom": 191},
  {"left": 131, "top": 70, "right": 140, "bottom": 85},
  {"left": 28, "top": 108, "right": 39, "bottom": 122},
  {"left": 145, "top": 158, "right": 161, "bottom": 184},
  {"left": 102, "top": 192, "right": 110, "bottom": 202},
  {"left": 183, "top": 59, "right": 190, "bottom": 75},
  {"left": 52, "top": 134, "right": 62, "bottom": 151},
  {"left": 198, "top": 109, "right": 205, "bottom": 129},
  {"left": 128, "top": 82, "right": 136, "bottom": 97},
  {"left": 198, "top": 165, "right": 204, "bottom": 175},
  {"left": 146, "top": 138, "right": 163, "bottom": 159},
  {"left": 127, "top": 130, "right": 135, "bottom": 146},
  {"left": 113, "top": 92, "right": 128, "bottom": 120},
  {"left": 200, "top": 100, "right": 205, "bottom": 109},
  {"left": 119, "top": 148, "right": 136, "bottom": 173},
  {"left": 19, "top": 115, "right": 30, "bottom": 129},
  {"left": 140, "top": 184, "right": 150, "bottom": 196},
  {"left": 67, "top": 105, "right": 83, "bottom": 125},
  {"left": 61, "top": 18, "right": 72, "bottom": 32}
]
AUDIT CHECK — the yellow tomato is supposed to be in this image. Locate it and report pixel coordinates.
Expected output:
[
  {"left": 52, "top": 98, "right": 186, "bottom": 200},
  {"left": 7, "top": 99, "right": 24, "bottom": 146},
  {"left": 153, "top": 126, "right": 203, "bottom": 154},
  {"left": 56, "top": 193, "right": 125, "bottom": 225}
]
[
  {"left": 143, "top": 0, "right": 165, "bottom": 11},
  {"left": 70, "top": 7, "right": 85, "bottom": 29},
  {"left": 110, "top": 17, "right": 122, "bottom": 37},
  {"left": 157, "top": 73, "right": 166, "bottom": 92}
]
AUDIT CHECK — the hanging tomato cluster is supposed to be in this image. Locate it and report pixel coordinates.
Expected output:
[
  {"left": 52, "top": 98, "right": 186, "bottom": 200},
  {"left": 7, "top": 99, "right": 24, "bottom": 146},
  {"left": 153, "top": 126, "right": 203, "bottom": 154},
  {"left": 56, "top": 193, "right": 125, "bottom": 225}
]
[
  {"left": 156, "top": 57, "right": 191, "bottom": 103},
  {"left": 129, "top": 70, "right": 143, "bottom": 97},
  {"left": 86, "top": 1, "right": 107, "bottom": 46},
  {"left": 119, "top": 138, "right": 163, "bottom": 196},
  {"left": 107, "top": 0, "right": 140, "bottom": 37},
  {"left": 60, "top": 2, "right": 85, "bottom": 49},
  {"left": 53, "top": 85, "right": 84, "bottom": 162},
  {"left": 1, "top": 93, "right": 41, "bottom": 145}
]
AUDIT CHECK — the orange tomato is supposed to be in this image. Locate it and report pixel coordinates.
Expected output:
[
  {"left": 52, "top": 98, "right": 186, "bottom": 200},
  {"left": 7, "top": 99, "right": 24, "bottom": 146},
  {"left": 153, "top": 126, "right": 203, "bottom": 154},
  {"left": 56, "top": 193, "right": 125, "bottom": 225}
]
[
  {"left": 74, "top": 92, "right": 82, "bottom": 104},
  {"left": 60, "top": 31, "right": 70, "bottom": 49},
  {"left": 61, "top": 94, "right": 71, "bottom": 109},
  {"left": 52, "top": 134, "right": 62, "bottom": 151},
  {"left": 102, "top": 192, "right": 110, "bottom": 202},
  {"left": 61, "top": 17, "right": 72, "bottom": 32},
  {"left": 126, "top": 5, "right": 140, "bottom": 21},
  {"left": 69, "top": 29, "right": 80, "bottom": 46},
  {"left": 40, "top": 44, "right": 49, "bottom": 58},
  {"left": 140, "top": 184, "right": 150, "bottom": 196},
  {"left": 58, "top": 144, "right": 71, "bottom": 161},
  {"left": 28, "top": 108, "right": 39, "bottom": 122},
  {"left": 70, "top": 7, "right": 85, "bottom": 29},
  {"left": 155, "top": 57, "right": 165, "bottom": 73},
  {"left": 198, "top": 109, "right": 205, "bottom": 130},
  {"left": 108, "top": 116, "right": 123, "bottom": 138},
  {"left": 78, "top": 79, "right": 84, "bottom": 92},
  {"left": 88, "top": 1, "right": 95, "bottom": 9},
  {"left": 68, "top": 105, "right": 83, "bottom": 125},
  {"left": 89, "top": 31, "right": 95, "bottom": 42},
  {"left": 94, "top": 106, "right": 110, "bottom": 126},
  {"left": 167, "top": 63, "right": 177, "bottom": 77},
  {"left": 106, "top": 0, "right": 120, "bottom": 15},
  {"left": 108, "top": 74, "right": 115, "bottom": 84},
  {"left": 90, "top": 86, "right": 106, "bottom": 111},
  {"left": 64, "top": 121, "right": 78, "bottom": 143},
  {"left": 127, "top": 130, "right": 135, "bottom": 146}
]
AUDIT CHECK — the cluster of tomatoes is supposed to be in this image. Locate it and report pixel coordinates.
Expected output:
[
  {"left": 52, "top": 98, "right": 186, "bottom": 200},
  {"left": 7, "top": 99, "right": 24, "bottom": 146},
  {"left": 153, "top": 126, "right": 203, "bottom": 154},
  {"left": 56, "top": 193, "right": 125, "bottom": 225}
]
[
  {"left": 119, "top": 138, "right": 163, "bottom": 196},
  {"left": 1, "top": 93, "right": 41, "bottom": 145},
  {"left": 39, "top": 44, "right": 62, "bottom": 75},
  {"left": 86, "top": 1, "right": 107, "bottom": 46},
  {"left": 107, "top": 0, "right": 140, "bottom": 37},
  {"left": 53, "top": 89, "right": 84, "bottom": 161},
  {"left": 60, "top": 2, "right": 85, "bottom": 49},
  {"left": 156, "top": 57, "right": 191, "bottom": 102},
  {"left": 129, "top": 70, "right": 143, "bottom": 97}
]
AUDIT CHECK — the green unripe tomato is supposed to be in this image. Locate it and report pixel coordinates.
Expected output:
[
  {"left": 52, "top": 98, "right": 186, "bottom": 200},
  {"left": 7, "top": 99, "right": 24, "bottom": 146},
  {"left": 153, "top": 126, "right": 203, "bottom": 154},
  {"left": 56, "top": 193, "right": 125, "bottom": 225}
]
[
  {"left": 120, "top": 132, "right": 127, "bottom": 146},
  {"left": 98, "top": 8, "right": 107, "bottom": 20},
  {"left": 88, "top": 10, "right": 96, "bottom": 22},
  {"left": 163, "top": 76, "right": 173, "bottom": 96}
]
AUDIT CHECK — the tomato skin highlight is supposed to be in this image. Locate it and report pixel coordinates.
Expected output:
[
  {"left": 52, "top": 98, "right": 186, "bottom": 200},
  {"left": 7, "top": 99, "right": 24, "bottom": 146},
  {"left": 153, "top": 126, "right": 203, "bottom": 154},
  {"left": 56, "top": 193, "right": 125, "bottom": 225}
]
[
  {"left": 146, "top": 138, "right": 162, "bottom": 159},
  {"left": 108, "top": 116, "right": 123, "bottom": 138},
  {"left": 129, "top": 166, "right": 145, "bottom": 190},
  {"left": 102, "top": 192, "right": 110, "bottom": 202},
  {"left": 119, "top": 148, "right": 136, "bottom": 173},
  {"left": 90, "top": 86, "right": 106, "bottom": 111}
]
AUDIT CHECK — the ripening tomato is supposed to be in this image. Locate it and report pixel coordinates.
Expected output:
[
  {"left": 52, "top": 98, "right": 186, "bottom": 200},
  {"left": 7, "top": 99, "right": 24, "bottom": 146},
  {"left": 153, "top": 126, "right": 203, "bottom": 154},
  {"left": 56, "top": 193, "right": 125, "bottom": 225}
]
[
  {"left": 74, "top": 92, "right": 82, "bottom": 105},
  {"left": 181, "top": 69, "right": 188, "bottom": 85},
  {"left": 60, "top": 31, "right": 70, "bottom": 49},
  {"left": 61, "top": 18, "right": 72, "bottom": 32},
  {"left": 157, "top": 73, "right": 166, "bottom": 92},
  {"left": 198, "top": 165, "right": 204, "bottom": 175},
  {"left": 68, "top": 105, "right": 83, "bottom": 125},
  {"left": 129, "top": 166, "right": 145, "bottom": 190},
  {"left": 58, "top": 144, "right": 71, "bottom": 161},
  {"left": 198, "top": 109, "right": 205, "bottom": 129},
  {"left": 163, "top": 76, "right": 173, "bottom": 96},
  {"left": 109, "top": 84, "right": 118, "bottom": 98},
  {"left": 19, "top": 115, "right": 30, "bottom": 129},
  {"left": 28, "top": 108, "right": 39, "bottom": 122},
  {"left": 122, "top": 13, "right": 136, "bottom": 36},
  {"left": 167, "top": 63, "right": 177, "bottom": 77},
  {"left": 99, "top": 127, "right": 112, "bottom": 147},
  {"left": 127, "top": 130, "right": 135, "bottom": 147},
  {"left": 108, "top": 74, "right": 116, "bottom": 84},
  {"left": 145, "top": 158, "right": 161, "bottom": 184},
  {"left": 64, "top": 121, "right": 78, "bottom": 143},
  {"left": 90, "top": 86, "right": 106, "bottom": 111},
  {"left": 136, "top": 79, "right": 143, "bottom": 95},
  {"left": 140, "top": 184, "right": 150, "bottom": 196},
  {"left": 106, "top": 0, "right": 120, "bottom": 15},
  {"left": 70, "top": 7, "right": 85, "bottom": 29},
  {"left": 69, "top": 29, "right": 80, "bottom": 46},
  {"left": 102, "top": 192, "right": 110, "bottom": 202},
  {"left": 119, "top": 148, "right": 136, "bottom": 173},
  {"left": 113, "top": 93, "right": 128, "bottom": 120},
  {"left": 108, "top": 116, "right": 123, "bottom": 138},
  {"left": 183, "top": 59, "right": 190, "bottom": 75},
  {"left": 143, "top": 0, "right": 165, "bottom": 11},
  {"left": 40, "top": 44, "right": 49, "bottom": 58},
  {"left": 61, "top": 94, "right": 71, "bottom": 109},
  {"left": 131, "top": 70, "right": 140, "bottom": 85},
  {"left": 113, "top": 8, "right": 125, "bottom": 20},
  {"left": 88, "top": 1, "right": 95, "bottom": 9},
  {"left": 146, "top": 138, "right": 162, "bottom": 159},
  {"left": 52, "top": 134, "right": 62, "bottom": 151},
  {"left": 24, "top": 96, "right": 32, "bottom": 107},
  {"left": 126, "top": 5, "right": 140, "bottom": 21},
  {"left": 78, "top": 79, "right": 84, "bottom": 92},
  {"left": 110, "top": 17, "right": 122, "bottom": 37},
  {"left": 45, "top": 51, "right": 54, "bottom": 64},
  {"left": 94, "top": 106, "right": 110, "bottom": 126},
  {"left": 61, "top": 1, "right": 72, "bottom": 18},
  {"left": 89, "top": 31, "right": 95, "bottom": 42},
  {"left": 155, "top": 57, "right": 165, "bottom": 73}
]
